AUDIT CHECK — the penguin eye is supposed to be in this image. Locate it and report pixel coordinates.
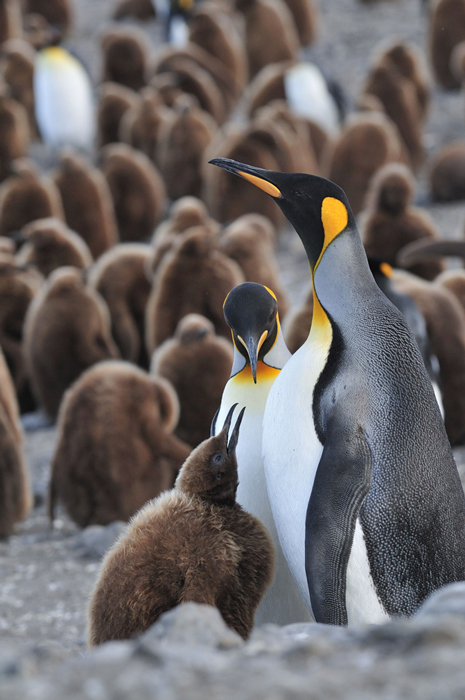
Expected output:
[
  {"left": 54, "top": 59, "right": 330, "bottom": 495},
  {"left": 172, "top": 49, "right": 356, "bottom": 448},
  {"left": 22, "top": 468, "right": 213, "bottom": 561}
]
[
  {"left": 211, "top": 453, "right": 224, "bottom": 467},
  {"left": 216, "top": 472, "right": 223, "bottom": 481}
]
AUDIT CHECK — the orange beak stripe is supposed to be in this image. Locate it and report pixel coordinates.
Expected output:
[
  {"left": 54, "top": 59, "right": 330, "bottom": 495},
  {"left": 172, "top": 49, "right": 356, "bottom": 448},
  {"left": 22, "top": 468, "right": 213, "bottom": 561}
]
[{"left": 237, "top": 171, "right": 281, "bottom": 198}]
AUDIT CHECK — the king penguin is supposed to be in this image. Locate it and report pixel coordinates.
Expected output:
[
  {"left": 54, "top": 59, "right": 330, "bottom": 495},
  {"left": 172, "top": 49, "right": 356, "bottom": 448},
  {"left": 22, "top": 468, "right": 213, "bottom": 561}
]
[
  {"left": 212, "top": 282, "right": 312, "bottom": 625},
  {"left": 210, "top": 157, "right": 465, "bottom": 626}
]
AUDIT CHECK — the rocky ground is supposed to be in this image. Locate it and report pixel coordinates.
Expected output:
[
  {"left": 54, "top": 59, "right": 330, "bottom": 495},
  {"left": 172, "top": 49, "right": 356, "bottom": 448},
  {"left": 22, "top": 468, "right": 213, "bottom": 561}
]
[{"left": 3, "top": 0, "right": 465, "bottom": 696}]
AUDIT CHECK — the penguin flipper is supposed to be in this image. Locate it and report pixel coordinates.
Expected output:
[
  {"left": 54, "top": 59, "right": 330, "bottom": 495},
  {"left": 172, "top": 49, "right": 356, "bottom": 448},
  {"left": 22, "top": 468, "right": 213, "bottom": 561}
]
[{"left": 305, "top": 422, "right": 372, "bottom": 625}]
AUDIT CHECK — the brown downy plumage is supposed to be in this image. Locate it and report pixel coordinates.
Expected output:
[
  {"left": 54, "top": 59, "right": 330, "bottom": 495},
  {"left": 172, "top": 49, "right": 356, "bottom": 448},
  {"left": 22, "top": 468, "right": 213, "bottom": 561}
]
[
  {"left": 100, "top": 143, "right": 166, "bottom": 243},
  {"left": 361, "top": 162, "right": 444, "bottom": 281},
  {"left": 281, "top": 0, "right": 318, "bottom": 46},
  {"left": 218, "top": 213, "right": 290, "bottom": 318},
  {"left": 87, "top": 405, "right": 275, "bottom": 645},
  {"left": 97, "top": 82, "right": 139, "bottom": 148},
  {"left": 23, "top": 266, "right": 119, "bottom": 419},
  {"left": 145, "top": 225, "right": 244, "bottom": 353},
  {"left": 23, "top": 0, "right": 72, "bottom": 34},
  {"left": 392, "top": 269, "right": 465, "bottom": 446},
  {"left": 0, "top": 346, "right": 32, "bottom": 538},
  {"left": 87, "top": 244, "right": 152, "bottom": 368},
  {"left": 428, "top": 142, "right": 465, "bottom": 201},
  {"left": 363, "top": 60, "right": 423, "bottom": 168},
  {"left": 437, "top": 269, "right": 465, "bottom": 314},
  {"left": 157, "top": 94, "right": 217, "bottom": 201},
  {"left": 284, "top": 284, "right": 313, "bottom": 354},
  {"left": 113, "top": 0, "right": 156, "bottom": 20},
  {"left": 54, "top": 150, "right": 118, "bottom": 259},
  {"left": 1, "top": 39, "right": 37, "bottom": 137},
  {"left": 101, "top": 27, "right": 151, "bottom": 91},
  {"left": 0, "top": 259, "right": 42, "bottom": 412},
  {"left": 0, "top": 235, "right": 14, "bottom": 257},
  {"left": 235, "top": 0, "right": 299, "bottom": 79},
  {"left": 0, "top": 158, "right": 63, "bottom": 238},
  {"left": 380, "top": 42, "right": 430, "bottom": 121},
  {"left": 16, "top": 217, "right": 93, "bottom": 277},
  {"left": 429, "top": 0, "right": 465, "bottom": 90},
  {"left": 49, "top": 361, "right": 191, "bottom": 528},
  {"left": 0, "top": 92, "right": 30, "bottom": 183},
  {"left": 188, "top": 3, "right": 248, "bottom": 99},
  {"left": 0, "top": 0, "right": 22, "bottom": 44},
  {"left": 119, "top": 86, "right": 173, "bottom": 163},
  {"left": 151, "top": 314, "right": 233, "bottom": 447},
  {"left": 150, "top": 196, "right": 216, "bottom": 274},
  {"left": 324, "top": 111, "right": 407, "bottom": 216}
]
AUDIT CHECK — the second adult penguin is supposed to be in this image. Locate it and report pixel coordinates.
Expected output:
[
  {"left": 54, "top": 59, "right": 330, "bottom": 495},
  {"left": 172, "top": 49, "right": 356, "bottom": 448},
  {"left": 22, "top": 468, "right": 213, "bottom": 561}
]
[
  {"left": 210, "top": 157, "right": 465, "bottom": 626},
  {"left": 213, "top": 282, "right": 311, "bottom": 625}
]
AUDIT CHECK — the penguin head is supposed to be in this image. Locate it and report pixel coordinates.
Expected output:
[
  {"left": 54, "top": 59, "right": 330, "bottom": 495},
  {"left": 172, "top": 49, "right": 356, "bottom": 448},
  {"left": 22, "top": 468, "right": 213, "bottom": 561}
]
[
  {"left": 209, "top": 158, "right": 356, "bottom": 273},
  {"left": 223, "top": 282, "right": 279, "bottom": 384},
  {"left": 176, "top": 404, "right": 245, "bottom": 505}
]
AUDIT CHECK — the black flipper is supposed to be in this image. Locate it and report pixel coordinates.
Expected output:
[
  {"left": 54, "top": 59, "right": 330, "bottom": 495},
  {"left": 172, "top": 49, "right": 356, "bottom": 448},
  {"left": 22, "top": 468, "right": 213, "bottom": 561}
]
[{"left": 305, "top": 420, "right": 373, "bottom": 625}]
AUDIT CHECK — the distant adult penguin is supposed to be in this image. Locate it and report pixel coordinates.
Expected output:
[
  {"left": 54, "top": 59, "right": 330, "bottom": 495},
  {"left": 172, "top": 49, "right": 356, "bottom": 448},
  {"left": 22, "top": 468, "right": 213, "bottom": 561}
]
[
  {"left": 54, "top": 150, "right": 118, "bottom": 258},
  {"left": 0, "top": 346, "right": 32, "bottom": 538},
  {"left": 16, "top": 217, "right": 93, "bottom": 277},
  {"left": 100, "top": 143, "right": 166, "bottom": 242},
  {"left": 23, "top": 266, "right": 119, "bottom": 419},
  {"left": 210, "top": 157, "right": 465, "bottom": 625},
  {"left": 49, "top": 361, "right": 191, "bottom": 527},
  {"left": 101, "top": 27, "right": 151, "bottom": 92},
  {"left": 34, "top": 43, "right": 95, "bottom": 151},
  {"left": 88, "top": 405, "right": 275, "bottom": 644},
  {"left": 87, "top": 244, "right": 152, "bottom": 367},
  {"left": 97, "top": 82, "right": 139, "bottom": 149},
  {"left": 151, "top": 314, "right": 233, "bottom": 447},
  {"left": 213, "top": 283, "right": 311, "bottom": 625}
]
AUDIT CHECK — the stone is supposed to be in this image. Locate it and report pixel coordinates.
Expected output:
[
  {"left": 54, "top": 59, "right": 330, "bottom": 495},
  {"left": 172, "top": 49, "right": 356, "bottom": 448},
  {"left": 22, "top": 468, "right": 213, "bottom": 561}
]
[
  {"left": 416, "top": 582, "right": 465, "bottom": 619},
  {"left": 70, "top": 522, "right": 126, "bottom": 560}
]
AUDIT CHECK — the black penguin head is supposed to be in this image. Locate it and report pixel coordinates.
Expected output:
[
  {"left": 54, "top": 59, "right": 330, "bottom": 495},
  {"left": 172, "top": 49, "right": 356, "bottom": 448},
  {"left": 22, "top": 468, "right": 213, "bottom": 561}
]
[
  {"left": 176, "top": 404, "right": 245, "bottom": 505},
  {"left": 209, "top": 158, "right": 356, "bottom": 272},
  {"left": 223, "top": 282, "right": 279, "bottom": 383}
]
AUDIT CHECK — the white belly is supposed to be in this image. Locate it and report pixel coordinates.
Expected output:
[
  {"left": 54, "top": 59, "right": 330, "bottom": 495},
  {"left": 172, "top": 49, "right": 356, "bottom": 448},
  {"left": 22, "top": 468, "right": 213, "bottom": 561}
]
[
  {"left": 346, "top": 519, "right": 389, "bottom": 624},
  {"left": 216, "top": 376, "right": 311, "bottom": 625}
]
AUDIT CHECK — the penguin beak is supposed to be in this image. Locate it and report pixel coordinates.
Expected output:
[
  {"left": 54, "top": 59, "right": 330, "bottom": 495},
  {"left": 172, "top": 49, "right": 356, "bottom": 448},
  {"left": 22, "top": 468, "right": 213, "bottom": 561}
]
[
  {"left": 209, "top": 158, "right": 283, "bottom": 199},
  {"left": 227, "top": 407, "right": 246, "bottom": 456},
  {"left": 237, "top": 331, "right": 268, "bottom": 384}
]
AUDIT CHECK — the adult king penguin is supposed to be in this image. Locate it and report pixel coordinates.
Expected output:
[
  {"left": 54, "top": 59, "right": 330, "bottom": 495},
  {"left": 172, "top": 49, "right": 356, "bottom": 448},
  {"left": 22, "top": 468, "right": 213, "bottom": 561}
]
[
  {"left": 210, "top": 157, "right": 465, "bottom": 626},
  {"left": 212, "top": 282, "right": 311, "bottom": 625}
]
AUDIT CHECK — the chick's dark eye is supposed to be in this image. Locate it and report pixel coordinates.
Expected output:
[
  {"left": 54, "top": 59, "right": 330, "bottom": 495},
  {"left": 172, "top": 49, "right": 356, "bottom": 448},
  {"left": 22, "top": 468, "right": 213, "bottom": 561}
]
[
  {"left": 216, "top": 472, "right": 223, "bottom": 481},
  {"left": 211, "top": 453, "right": 223, "bottom": 466}
]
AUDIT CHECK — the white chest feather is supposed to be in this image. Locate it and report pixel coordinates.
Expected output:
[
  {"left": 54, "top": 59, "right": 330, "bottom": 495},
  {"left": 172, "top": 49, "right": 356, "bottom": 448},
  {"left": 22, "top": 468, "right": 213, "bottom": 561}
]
[{"left": 346, "top": 520, "right": 389, "bottom": 624}]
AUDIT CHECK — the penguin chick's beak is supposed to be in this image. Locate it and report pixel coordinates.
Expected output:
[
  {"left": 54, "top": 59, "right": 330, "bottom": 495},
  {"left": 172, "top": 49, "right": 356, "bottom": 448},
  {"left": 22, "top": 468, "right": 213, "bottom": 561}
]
[
  {"left": 209, "top": 158, "right": 282, "bottom": 199},
  {"left": 237, "top": 331, "right": 268, "bottom": 384},
  {"left": 227, "top": 407, "right": 246, "bottom": 456}
]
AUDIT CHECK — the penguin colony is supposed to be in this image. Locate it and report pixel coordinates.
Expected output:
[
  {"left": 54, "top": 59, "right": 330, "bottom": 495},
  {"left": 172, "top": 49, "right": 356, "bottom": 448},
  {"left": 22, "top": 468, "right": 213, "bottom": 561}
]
[{"left": 2, "top": 0, "right": 465, "bottom": 648}]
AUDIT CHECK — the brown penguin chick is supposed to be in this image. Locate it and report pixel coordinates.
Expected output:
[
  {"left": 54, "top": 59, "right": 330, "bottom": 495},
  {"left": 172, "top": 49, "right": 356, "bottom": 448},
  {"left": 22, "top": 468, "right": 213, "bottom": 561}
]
[
  {"left": 151, "top": 314, "right": 233, "bottom": 447},
  {"left": 23, "top": 0, "right": 72, "bottom": 34},
  {"left": 49, "top": 361, "right": 191, "bottom": 528},
  {"left": 429, "top": 0, "right": 465, "bottom": 90},
  {"left": 235, "top": 0, "right": 299, "bottom": 79},
  {"left": 0, "top": 0, "right": 22, "bottom": 44},
  {"left": 23, "top": 266, "right": 119, "bottom": 419},
  {"left": 281, "top": 0, "right": 318, "bottom": 46},
  {"left": 188, "top": 2, "right": 248, "bottom": 98},
  {"left": 0, "top": 93, "right": 30, "bottom": 183},
  {"left": 119, "top": 87, "right": 173, "bottom": 164},
  {"left": 283, "top": 284, "right": 313, "bottom": 354},
  {"left": 87, "top": 243, "right": 152, "bottom": 368},
  {"left": 113, "top": 0, "right": 156, "bottom": 20},
  {"left": 380, "top": 42, "right": 431, "bottom": 121},
  {"left": 101, "top": 26, "right": 151, "bottom": 91},
  {"left": 363, "top": 61, "right": 423, "bottom": 168},
  {"left": 54, "top": 150, "right": 118, "bottom": 259},
  {"left": 87, "top": 405, "right": 275, "bottom": 645},
  {"left": 0, "top": 158, "right": 63, "bottom": 237},
  {"left": 392, "top": 269, "right": 465, "bottom": 446},
  {"left": 16, "top": 217, "right": 93, "bottom": 277},
  {"left": 428, "top": 141, "right": 465, "bottom": 201},
  {"left": 0, "top": 236, "right": 14, "bottom": 257},
  {"left": 150, "top": 196, "right": 215, "bottom": 274},
  {"left": 361, "top": 162, "right": 444, "bottom": 281},
  {"left": 450, "top": 39, "right": 465, "bottom": 85},
  {"left": 100, "top": 143, "right": 166, "bottom": 243},
  {"left": 0, "top": 259, "right": 42, "bottom": 412},
  {"left": 97, "top": 82, "right": 139, "bottom": 149},
  {"left": 436, "top": 269, "right": 465, "bottom": 314},
  {"left": 323, "top": 111, "right": 408, "bottom": 216},
  {"left": 157, "top": 95, "right": 217, "bottom": 201},
  {"left": 1, "top": 39, "right": 37, "bottom": 137},
  {"left": 145, "top": 225, "right": 245, "bottom": 353},
  {"left": 0, "top": 346, "right": 32, "bottom": 538},
  {"left": 218, "top": 214, "right": 290, "bottom": 318}
]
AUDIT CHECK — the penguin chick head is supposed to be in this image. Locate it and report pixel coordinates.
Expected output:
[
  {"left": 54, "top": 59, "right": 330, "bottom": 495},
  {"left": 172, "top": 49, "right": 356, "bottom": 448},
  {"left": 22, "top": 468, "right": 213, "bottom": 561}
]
[
  {"left": 176, "top": 404, "right": 245, "bottom": 505},
  {"left": 209, "top": 158, "right": 356, "bottom": 273},
  {"left": 223, "top": 282, "right": 279, "bottom": 383}
]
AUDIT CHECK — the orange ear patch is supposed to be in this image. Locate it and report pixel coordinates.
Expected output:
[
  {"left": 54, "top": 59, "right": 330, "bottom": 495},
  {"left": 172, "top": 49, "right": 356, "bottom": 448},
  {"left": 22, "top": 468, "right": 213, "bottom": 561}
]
[
  {"left": 237, "top": 172, "right": 281, "bottom": 198},
  {"left": 321, "top": 197, "right": 348, "bottom": 247}
]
